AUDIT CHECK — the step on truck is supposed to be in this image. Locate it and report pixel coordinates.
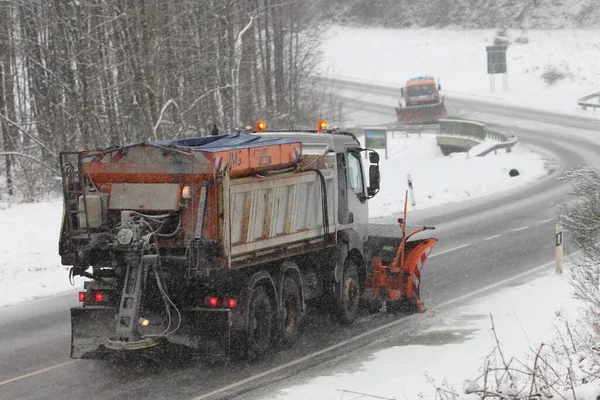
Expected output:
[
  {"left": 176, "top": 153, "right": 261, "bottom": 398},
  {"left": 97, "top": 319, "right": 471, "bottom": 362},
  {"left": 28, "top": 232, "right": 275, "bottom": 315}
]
[{"left": 59, "top": 120, "right": 438, "bottom": 360}]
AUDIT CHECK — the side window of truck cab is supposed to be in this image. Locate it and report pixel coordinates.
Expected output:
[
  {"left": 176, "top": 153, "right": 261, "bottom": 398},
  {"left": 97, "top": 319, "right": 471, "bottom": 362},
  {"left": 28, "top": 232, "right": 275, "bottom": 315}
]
[{"left": 347, "top": 151, "right": 365, "bottom": 197}]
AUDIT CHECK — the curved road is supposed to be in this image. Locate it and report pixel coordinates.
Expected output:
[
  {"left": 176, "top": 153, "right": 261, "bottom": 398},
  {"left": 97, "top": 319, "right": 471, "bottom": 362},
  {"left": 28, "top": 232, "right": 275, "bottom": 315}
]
[{"left": 0, "top": 80, "right": 599, "bottom": 400}]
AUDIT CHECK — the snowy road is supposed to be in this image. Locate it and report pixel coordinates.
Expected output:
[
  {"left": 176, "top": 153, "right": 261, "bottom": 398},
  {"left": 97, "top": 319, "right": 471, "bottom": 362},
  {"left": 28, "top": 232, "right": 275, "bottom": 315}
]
[{"left": 0, "top": 85, "right": 597, "bottom": 399}]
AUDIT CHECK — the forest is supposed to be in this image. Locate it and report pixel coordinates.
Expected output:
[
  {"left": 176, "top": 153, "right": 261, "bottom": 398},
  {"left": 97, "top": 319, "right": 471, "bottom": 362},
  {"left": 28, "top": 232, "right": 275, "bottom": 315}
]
[{"left": 0, "top": 0, "right": 330, "bottom": 200}]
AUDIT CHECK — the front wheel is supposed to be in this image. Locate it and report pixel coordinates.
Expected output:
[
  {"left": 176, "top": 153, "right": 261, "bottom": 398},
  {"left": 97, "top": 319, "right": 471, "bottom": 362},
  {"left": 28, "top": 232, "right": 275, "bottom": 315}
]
[{"left": 337, "top": 259, "right": 360, "bottom": 324}]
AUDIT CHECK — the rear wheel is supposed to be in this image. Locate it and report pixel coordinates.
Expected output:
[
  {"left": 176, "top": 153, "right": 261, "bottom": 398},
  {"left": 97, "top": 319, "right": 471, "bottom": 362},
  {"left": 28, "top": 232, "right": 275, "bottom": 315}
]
[
  {"left": 278, "top": 277, "right": 302, "bottom": 346},
  {"left": 337, "top": 259, "right": 360, "bottom": 324},
  {"left": 246, "top": 286, "right": 274, "bottom": 361}
]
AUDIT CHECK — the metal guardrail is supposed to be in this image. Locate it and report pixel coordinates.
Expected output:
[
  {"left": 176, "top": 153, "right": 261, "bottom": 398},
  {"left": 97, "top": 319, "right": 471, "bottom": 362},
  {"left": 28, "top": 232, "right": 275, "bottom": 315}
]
[
  {"left": 478, "top": 127, "right": 518, "bottom": 156},
  {"left": 578, "top": 93, "right": 600, "bottom": 111}
]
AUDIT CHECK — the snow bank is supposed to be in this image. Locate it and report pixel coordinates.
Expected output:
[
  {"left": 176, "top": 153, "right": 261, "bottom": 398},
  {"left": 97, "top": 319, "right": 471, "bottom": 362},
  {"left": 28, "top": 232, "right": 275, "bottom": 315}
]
[
  {"left": 366, "top": 133, "right": 547, "bottom": 218},
  {"left": 265, "top": 267, "right": 582, "bottom": 400},
  {"left": 0, "top": 199, "right": 79, "bottom": 307}
]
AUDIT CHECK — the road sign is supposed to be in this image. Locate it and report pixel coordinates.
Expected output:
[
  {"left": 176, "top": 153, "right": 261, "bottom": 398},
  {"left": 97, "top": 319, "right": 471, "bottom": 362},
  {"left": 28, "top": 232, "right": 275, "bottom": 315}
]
[
  {"left": 363, "top": 128, "right": 388, "bottom": 159},
  {"left": 486, "top": 45, "right": 507, "bottom": 74}
]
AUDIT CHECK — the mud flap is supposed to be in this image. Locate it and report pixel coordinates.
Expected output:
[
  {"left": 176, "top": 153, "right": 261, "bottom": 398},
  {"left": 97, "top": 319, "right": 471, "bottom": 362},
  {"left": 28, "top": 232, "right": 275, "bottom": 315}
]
[
  {"left": 71, "top": 307, "right": 118, "bottom": 359},
  {"left": 166, "top": 309, "right": 232, "bottom": 360}
]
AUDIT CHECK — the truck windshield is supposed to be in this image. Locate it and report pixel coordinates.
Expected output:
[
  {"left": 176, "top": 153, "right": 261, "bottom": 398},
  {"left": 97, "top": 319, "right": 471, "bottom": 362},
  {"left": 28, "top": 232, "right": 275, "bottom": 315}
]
[{"left": 407, "top": 85, "right": 435, "bottom": 97}]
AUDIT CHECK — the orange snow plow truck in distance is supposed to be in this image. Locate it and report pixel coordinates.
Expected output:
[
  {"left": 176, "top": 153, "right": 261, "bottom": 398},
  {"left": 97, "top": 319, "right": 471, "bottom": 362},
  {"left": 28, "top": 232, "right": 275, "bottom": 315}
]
[
  {"left": 396, "top": 76, "right": 447, "bottom": 125},
  {"left": 59, "top": 121, "right": 437, "bottom": 360}
]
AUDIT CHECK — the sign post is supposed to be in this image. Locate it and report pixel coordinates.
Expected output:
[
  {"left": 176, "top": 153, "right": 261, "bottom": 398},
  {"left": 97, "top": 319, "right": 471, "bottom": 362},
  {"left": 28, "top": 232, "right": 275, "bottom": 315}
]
[
  {"left": 486, "top": 45, "right": 508, "bottom": 92},
  {"left": 555, "top": 222, "right": 563, "bottom": 274},
  {"left": 363, "top": 128, "right": 388, "bottom": 160},
  {"left": 407, "top": 174, "right": 416, "bottom": 207}
]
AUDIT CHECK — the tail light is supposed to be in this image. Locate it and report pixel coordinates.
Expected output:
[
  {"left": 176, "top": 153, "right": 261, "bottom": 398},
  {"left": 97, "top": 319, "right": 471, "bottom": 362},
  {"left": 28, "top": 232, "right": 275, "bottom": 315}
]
[
  {"left": 205, "top": 296, "right": 237, "bottom": 309},
  {"left": 78, "top": 291, "right": 106, "bottom": 303}
]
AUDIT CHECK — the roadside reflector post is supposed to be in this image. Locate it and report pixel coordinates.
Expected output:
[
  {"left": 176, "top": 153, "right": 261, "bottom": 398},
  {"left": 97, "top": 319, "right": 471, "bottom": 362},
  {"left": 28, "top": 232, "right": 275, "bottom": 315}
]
[
  {"left": 407, "top": 174, "right": 416, "bottom": 207},
  {"left": 555, "top": 222, "right": 563, "bottom": 274}
]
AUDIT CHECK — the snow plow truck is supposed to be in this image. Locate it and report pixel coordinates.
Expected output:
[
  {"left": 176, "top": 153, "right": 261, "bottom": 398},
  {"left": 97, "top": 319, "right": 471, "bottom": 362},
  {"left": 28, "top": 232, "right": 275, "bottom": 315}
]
[
  {"left": 59, "top": 121, "right": 437, "bottom": 360},
  {"left": 396, "top": 76, "right": 447, "bottom": 125}
]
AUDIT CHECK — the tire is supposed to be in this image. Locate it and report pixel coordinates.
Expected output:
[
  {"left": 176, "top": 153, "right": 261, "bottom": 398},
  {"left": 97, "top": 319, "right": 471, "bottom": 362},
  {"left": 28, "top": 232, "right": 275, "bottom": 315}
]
[
  {"left": 278, "top": 277, "right": 302, "bottom": 346},
  {"left": 337, "top": 259, "right": 360, "bottom": 324},
  {"left": 246, "top": 285, "right": 274, "bottom": 361}
]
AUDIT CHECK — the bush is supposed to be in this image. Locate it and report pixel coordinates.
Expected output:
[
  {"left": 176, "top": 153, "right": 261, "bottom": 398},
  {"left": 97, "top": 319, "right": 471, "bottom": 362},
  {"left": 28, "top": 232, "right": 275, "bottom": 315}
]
[{"left": 541, "top": 65, "right": 567, "bottom": 85}]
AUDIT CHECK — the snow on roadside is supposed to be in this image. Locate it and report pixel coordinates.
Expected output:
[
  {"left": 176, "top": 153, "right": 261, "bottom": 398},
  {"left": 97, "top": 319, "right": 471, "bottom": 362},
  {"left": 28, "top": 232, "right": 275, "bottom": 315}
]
[
  {"left": 0, "top": 199, "right": 78, "bottom": 308},
  {"left": 366, "top": 133, "right": 548, "bottom": 218},
  {"left": 262, "top": 267, "right": 582, "bottom": 400}
]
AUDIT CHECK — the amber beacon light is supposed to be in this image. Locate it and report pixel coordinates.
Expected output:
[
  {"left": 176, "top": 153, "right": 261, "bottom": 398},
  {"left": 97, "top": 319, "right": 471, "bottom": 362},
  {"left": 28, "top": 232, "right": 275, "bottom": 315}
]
[
  {"left": 317, "top": 120, "right": 328, "bottom": 133},
  {"left": 255, "top": 120, "right": 267, "bottom": 132}
]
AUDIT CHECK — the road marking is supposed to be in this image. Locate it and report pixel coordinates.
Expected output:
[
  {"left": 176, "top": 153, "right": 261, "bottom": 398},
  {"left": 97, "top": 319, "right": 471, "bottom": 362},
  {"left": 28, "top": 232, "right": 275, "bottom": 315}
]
[
  {"left": 192, "top": 258, "right": 557, "bottom": 400},
  {"left": 483, "top": 234, "right": 503, "bottom": 241},
  {"left": 0, "top": 360, "right": 79, "bottom": 387},
  {"left": 513, "top": 226, "right": 529, "bottom": 232},
  {"left": 429, "top": 243, "right": 470, "bottom": 258}
]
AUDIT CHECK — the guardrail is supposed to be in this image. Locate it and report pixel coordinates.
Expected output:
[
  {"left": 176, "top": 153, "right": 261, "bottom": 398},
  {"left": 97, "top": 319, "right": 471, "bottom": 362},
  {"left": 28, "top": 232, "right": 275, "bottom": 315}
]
[
  {"left": 578, "top": 92, "right": 600, "bottom": 111},
  {"left": 478, "top": 127, "right": 518, "bottom": 156}
]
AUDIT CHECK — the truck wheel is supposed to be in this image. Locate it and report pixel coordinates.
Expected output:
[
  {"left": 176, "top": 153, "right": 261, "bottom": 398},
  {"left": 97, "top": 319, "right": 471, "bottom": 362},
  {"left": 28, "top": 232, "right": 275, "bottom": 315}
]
[
  {"left": 278, "top": 277, "right": 302, "bottom": 346},
  {"left": 338, "top": 259, "right": 360, "bottom": 324},
  {"left": 247, "top": 286, "right": 274, "bottom": 361}
]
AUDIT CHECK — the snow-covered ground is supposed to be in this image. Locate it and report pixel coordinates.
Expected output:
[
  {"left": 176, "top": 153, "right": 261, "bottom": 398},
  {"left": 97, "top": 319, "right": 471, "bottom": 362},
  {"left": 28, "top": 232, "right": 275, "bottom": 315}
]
[
  {"left": 320, "top": 27, "right": 600, "bottom": 120},
  {"left": 361, "top": 133, "right": 547, "bottom": 218},
  {"left": 0, "top": 134, "right": 547, "bottom": 307},
  {"left": 259, "top": 265, "right": 583, "bottom": 400},
  {"left": 0, "top": 199, "right": 79, "bottom": 307}
]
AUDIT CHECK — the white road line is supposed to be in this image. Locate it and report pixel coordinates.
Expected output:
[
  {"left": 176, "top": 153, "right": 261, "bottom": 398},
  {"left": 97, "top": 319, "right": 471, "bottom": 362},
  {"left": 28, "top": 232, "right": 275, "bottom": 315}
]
[
  {"left": 513, "top": 226, "right": 529, "bottom": 232},
  {"left": 542, "top": 219, "right": 554, "bottom": 223},
  {"left": 0, "top": 360, "right": 79, "bottom": 387},
  {"left": 429, "top": 243, "right": 470, "bottom": 258},
  {"left": 483, "top": 234, "right": 503, "bottom": 241},
  {"left": 192, "top": 258, "right": 557, "bottom": 400}
]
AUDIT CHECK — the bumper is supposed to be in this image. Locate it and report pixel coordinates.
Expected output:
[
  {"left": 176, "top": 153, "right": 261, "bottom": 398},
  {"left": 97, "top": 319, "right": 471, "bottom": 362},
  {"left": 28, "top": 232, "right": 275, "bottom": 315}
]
[{"left": 70, "top": 307, "right": 232, "bottom": 359}]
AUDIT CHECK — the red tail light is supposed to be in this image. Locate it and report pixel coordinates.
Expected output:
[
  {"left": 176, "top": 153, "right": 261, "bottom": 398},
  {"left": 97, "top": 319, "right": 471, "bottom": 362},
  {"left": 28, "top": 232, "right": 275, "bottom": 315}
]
[
  {"left": 227, "top": 298, "right": 237, "bottom": 308},
  {"left": 208, "top": 297, "right": 219, "bottom": 307},
  {"left": 95, "top": 292, "right": 103, "bottom": 303},
  {"left": 79, "top": 292, "right": 85, "bottom": 302}
]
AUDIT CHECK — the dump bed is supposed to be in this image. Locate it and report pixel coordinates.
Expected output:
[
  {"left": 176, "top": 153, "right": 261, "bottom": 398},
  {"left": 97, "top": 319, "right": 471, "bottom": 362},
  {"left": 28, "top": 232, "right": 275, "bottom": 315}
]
[{"left": 68, "top": 133, "right": 335, "bottom": 270}]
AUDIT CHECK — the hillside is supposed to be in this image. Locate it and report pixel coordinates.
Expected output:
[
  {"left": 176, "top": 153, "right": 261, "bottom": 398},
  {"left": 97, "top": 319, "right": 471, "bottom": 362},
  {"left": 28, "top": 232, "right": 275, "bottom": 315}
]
[{"left": 323, "top": 0, "right": 600, "bottom": 29}]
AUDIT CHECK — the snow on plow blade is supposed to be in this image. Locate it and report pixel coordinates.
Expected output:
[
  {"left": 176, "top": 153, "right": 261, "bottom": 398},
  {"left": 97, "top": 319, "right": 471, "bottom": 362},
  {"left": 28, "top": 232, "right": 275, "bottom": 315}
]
[
  {"left": 396, "top": 102, "right": 447, "bottom": 125},
  {"left": 71, "top": 307, "right": 118, "bottom": 359}
]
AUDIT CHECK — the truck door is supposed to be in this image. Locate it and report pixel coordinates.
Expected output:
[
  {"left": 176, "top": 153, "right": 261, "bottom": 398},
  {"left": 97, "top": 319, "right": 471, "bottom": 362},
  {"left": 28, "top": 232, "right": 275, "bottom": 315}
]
[{"left": 344, "top": 148, "right": 368, "bottom": 241}]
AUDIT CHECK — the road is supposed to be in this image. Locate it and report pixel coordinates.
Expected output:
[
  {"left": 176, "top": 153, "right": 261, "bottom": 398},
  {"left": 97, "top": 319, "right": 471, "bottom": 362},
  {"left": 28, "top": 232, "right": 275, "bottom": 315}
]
[{"left": 1, "top": 80, "right": 598, "bottom": 400}]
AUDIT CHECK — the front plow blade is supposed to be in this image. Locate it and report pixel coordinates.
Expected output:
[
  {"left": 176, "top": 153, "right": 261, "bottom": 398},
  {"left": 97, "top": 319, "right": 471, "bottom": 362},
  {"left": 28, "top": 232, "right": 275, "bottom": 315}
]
[
  {"left": 396, "top": 102, "right": 447, "bottom": 125},
  {"left": 70, "top": 307, "right": 117, "bottom": 359}
]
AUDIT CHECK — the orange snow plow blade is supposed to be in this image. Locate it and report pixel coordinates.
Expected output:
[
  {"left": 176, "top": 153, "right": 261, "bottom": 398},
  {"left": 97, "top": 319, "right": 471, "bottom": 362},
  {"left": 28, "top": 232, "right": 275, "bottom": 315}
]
[
  {"left": 364, "top": 192, "right": 437, "bottom": 313},
  {"left": 395, "top": 102, "right": 447, "bottom": 125}
]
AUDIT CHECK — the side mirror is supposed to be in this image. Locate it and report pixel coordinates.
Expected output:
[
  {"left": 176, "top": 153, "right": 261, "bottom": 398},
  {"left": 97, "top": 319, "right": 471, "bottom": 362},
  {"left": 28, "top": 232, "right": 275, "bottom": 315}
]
[
  {"left": 400, "top": 87, "right": 404, "bottom": 97},
  {"left": 369, "top": 151, "right": 380, "bottom": 164},
  {"left": 438, "top": 83, "right": 442, "bottom": 90},
  {"left": 367, "top": 165, "right": 380, "bottom": 198}
]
